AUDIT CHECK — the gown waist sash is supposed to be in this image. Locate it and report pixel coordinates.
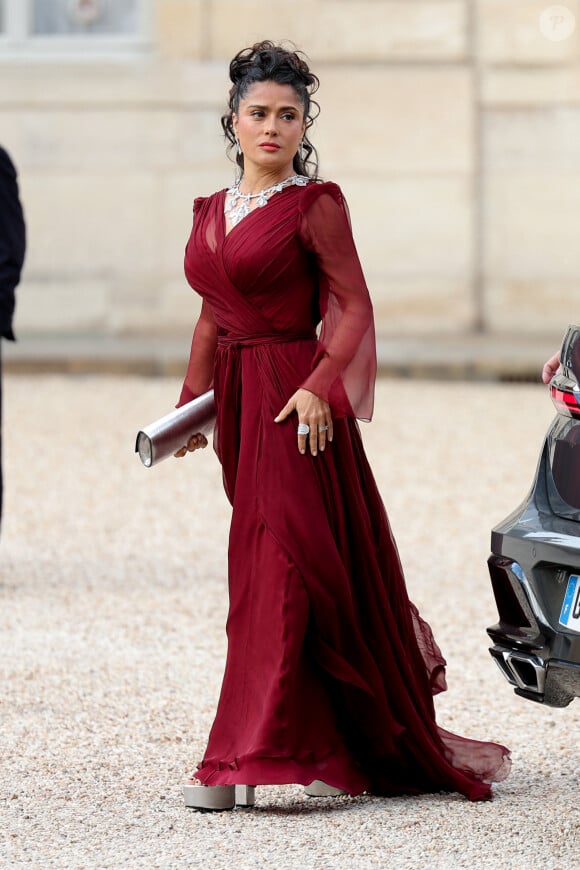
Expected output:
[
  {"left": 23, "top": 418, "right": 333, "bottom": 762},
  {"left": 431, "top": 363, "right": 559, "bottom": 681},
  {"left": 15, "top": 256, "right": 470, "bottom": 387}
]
[{"left": 216, "top": 331, "right": 317, "bottom": 350}]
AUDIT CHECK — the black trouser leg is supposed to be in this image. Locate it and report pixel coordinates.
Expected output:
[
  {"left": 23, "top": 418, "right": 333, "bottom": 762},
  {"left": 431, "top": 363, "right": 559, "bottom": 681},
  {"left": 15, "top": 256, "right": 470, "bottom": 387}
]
[{"left": 0, "top": 343, "right": 4, "bottom": 532}]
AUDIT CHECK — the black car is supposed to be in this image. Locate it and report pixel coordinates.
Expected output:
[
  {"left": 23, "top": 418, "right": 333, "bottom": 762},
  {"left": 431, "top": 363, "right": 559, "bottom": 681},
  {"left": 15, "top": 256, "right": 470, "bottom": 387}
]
[{"left": 487, "top": 324, "right": 580, "bottom": 707}]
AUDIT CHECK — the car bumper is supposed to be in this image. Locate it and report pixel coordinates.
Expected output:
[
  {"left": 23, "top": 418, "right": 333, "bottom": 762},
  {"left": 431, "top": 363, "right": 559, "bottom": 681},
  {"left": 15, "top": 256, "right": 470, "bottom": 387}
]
[
  {"left": 489, "top": 645, "right": 580, "bottom": 706},
  {"left": 487, "top": 453, "right": 580, "bottom": 707}
]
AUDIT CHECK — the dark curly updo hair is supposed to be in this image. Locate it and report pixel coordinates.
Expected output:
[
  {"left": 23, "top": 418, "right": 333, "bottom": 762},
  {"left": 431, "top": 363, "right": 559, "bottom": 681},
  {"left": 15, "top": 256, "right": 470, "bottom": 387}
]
[{"left": 221, "top": 41, "right": 320, "bottom": 180}]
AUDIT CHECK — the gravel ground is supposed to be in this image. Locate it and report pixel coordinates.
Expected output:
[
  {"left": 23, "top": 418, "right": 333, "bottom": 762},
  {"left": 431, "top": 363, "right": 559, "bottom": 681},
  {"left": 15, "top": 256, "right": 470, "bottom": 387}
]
[{"left": 0, "top": 374, "right": 578, "bottom": 870}]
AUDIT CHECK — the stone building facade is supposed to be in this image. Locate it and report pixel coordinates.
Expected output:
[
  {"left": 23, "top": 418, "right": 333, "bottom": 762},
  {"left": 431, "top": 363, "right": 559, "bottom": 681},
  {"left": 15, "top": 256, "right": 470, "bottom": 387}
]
[{"left": 1, "top": 0, "right": 579, "bottom": 346}]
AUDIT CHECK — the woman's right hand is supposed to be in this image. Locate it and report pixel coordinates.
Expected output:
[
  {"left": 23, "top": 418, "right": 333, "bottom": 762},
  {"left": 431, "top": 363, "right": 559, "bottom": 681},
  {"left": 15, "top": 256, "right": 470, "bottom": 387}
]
[{"left": 174, "top": 433, "right": 208, "bottom": 458}]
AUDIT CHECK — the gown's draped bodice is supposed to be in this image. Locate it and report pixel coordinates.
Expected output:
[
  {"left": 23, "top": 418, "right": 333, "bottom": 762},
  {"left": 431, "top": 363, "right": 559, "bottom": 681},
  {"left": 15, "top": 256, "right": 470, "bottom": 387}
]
[
  {"left": 179, "top": 182, "right": 376, "bottom": 422},
  {"left": 178, "top": 180, "right": 511, "bottom": 802}
]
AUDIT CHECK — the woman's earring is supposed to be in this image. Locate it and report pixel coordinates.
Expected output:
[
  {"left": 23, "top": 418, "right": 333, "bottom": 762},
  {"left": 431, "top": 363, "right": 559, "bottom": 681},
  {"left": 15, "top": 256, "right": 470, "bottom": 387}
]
[
  {"left": 299, "top": 139, "right": 306, "bottom": 162},
  {"left": 233, "top": 136, "right": 243, "bottom": 182}
]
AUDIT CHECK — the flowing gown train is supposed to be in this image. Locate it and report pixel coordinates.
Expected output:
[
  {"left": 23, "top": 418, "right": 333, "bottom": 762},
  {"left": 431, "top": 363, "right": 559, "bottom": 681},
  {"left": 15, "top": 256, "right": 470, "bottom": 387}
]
[{"left": 178, "top": 180, "right": 511, "bottom": 801}]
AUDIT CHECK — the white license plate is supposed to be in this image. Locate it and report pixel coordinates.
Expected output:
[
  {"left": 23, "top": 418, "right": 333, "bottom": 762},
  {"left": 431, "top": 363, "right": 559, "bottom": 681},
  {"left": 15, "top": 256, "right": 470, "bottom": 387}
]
[{"left": 559, "top": 574, "right": 580, "bottom": 631}]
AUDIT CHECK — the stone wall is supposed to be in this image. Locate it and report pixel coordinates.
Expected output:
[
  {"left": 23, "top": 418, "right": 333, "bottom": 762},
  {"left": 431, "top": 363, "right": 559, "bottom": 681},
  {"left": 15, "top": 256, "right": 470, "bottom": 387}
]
[{"left": 1, "top": 0, "right": 579, "bottom": 342}]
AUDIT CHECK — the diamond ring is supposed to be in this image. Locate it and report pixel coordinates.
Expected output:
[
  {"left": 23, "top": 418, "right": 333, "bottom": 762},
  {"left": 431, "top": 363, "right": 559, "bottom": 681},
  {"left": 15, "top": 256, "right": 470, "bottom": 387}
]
[{"left": 297, "top": 422, "right": 310, "bottom": 435}]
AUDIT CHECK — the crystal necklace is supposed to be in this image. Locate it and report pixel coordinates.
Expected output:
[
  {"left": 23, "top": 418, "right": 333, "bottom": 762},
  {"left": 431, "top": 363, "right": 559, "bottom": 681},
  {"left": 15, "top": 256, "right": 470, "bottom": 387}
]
[{"left": 224, "top": 174, "right": 309, "bottom": 227}]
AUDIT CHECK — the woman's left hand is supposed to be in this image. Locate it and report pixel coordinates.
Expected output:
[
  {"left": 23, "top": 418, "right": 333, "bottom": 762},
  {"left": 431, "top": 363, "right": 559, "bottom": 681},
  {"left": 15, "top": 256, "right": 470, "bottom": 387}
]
[{"left": 274, "top": 388, "right": 333, "bottom": 456}]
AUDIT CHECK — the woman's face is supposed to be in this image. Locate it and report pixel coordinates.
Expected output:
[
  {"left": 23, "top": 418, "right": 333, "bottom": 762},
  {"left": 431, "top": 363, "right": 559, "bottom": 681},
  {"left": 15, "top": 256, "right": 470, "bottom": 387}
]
[{"left": 233, "top": 81, "right": 306, "bottom": 178}]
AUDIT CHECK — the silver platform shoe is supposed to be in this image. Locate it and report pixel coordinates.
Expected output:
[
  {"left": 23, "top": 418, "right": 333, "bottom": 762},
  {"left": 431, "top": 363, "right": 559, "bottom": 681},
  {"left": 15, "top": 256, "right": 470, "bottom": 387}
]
[
  {"left": 183, "top": 783, "right": 256, "bottom": 811},
  {"left": 304, "top": 780, "right": 347, "bottom": 797}
]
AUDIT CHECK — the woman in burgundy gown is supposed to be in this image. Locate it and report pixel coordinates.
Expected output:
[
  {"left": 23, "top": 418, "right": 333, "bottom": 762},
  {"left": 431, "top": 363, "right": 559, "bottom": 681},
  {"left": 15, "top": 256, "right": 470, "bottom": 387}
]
[{"left": 176, "top": 41, "right": 510, "bottom": 810}]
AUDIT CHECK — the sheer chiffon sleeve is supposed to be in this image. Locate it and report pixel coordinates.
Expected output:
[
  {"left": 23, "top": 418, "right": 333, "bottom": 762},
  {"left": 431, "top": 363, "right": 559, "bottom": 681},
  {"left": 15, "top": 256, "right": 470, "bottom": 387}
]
[
  {"left": 298, "top": 182, "right": 376, "bottom": 421},
  {"left": 176, "top": 297, "right": 218, "bottom": 407}
]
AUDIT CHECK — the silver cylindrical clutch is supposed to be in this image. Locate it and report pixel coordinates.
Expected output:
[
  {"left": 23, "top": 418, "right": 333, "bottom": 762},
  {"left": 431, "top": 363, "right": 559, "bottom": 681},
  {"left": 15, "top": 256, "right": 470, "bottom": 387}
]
[{"left": 135, "top": 390, "right": 216, "bottom": 467}]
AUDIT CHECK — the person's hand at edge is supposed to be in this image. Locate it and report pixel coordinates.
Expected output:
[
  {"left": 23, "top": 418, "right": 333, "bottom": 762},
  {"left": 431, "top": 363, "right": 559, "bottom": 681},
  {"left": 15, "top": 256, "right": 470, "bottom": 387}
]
[{"left": 542, "top": 352, "right": 560, "bottom": 385}]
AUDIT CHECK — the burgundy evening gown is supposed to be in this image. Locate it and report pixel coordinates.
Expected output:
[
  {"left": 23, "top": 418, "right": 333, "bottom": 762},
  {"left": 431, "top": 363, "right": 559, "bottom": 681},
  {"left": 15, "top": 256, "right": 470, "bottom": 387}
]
[{"left": 178, "top": 180, "right": 510, "bottom": 801}]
